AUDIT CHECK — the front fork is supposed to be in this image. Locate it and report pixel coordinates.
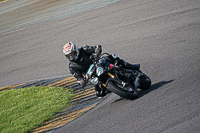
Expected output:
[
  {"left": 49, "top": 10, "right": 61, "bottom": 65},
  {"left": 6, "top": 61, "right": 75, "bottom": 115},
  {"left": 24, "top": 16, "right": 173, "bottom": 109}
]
[{"left": 101, "top": 72, "right": 114, "bottom": 89}]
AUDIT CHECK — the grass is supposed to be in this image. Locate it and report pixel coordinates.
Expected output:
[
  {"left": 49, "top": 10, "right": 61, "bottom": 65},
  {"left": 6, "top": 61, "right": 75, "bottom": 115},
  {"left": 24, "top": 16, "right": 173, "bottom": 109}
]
[{"left": 0, "top": 86, "right": 74, "bottom": 133}]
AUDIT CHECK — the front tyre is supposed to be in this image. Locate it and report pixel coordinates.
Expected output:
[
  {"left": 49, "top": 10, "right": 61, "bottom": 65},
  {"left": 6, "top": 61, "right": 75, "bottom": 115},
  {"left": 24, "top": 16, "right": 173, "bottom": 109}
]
[{"left": 107, "top": 81, "right": 138, "bottom": 100}]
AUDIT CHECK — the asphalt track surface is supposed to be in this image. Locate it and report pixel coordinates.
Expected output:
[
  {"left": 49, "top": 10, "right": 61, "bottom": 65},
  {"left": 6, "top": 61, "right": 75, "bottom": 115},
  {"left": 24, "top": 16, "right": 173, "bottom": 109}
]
[{"left": 0, "top": 0, "right": 200, "bottom": 133}]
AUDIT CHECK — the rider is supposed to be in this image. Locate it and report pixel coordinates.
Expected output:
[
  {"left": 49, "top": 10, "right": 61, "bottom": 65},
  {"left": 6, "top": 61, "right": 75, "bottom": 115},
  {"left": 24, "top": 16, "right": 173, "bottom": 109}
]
[{"left": 63, "top": 42, "right": 140, "bottom": 97}]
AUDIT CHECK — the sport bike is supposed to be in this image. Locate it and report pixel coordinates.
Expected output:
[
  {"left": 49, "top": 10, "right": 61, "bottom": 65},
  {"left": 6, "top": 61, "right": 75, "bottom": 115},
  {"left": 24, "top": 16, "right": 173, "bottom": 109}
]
[{"left": 84, "top": 53, "right": 151, "bottom": 100}]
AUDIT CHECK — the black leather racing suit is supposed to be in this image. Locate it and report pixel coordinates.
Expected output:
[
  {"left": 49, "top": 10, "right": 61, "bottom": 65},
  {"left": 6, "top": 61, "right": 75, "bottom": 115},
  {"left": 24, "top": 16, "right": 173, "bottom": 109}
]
[
  {"left": 68, "top": 45, "right": 99, "bottom": 84},
  {"left": 68, "top": 45, "right": 140, "bottom": 97}
]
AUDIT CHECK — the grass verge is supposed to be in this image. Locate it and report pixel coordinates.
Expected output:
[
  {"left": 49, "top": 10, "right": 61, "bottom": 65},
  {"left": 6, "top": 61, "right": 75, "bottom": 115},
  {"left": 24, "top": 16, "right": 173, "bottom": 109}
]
[{"left": 0, "top": 86, "right": 74, "bottom": 133}]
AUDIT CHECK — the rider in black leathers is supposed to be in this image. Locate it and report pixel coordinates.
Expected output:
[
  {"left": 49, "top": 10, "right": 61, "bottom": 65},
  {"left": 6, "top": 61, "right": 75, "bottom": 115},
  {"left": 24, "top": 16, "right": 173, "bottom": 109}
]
[{"left": 63, "top": 42, "right": 140, "bottom": 97}]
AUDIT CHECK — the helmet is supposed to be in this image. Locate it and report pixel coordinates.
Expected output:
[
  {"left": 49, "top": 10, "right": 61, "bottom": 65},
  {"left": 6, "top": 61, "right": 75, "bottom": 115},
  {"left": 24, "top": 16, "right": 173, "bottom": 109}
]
[{"left": 63, "top": 42, "right": 79, "bottom": 61}]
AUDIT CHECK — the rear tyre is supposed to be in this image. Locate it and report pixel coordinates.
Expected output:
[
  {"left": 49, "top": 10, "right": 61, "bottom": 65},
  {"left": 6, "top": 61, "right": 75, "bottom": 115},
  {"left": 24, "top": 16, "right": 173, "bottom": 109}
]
[
  {"left": 107, "top": 81, "right": 138, "bottom": 100},
  {"left": 139, "top": 74, "right": 151, "bottom": 90}
]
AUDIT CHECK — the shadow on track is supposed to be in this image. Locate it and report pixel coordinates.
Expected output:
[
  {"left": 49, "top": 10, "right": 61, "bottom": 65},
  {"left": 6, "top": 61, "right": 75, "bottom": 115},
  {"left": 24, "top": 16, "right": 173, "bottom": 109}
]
[
  {"left": 139, "top": 80, "right": 174, "bottom": 97},
  {"left": 112, "top": 80, "right": 174, "bottom": 103}
]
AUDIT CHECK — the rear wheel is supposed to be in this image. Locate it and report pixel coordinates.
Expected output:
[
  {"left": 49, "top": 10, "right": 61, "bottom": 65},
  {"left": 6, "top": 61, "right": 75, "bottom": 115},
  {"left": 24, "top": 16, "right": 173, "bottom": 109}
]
[
  {"left": 107, "top": 81, "right": 138, "bottom": 100},
  {"left": 139, "top": 74, "right": 151, "bottom": 90}
]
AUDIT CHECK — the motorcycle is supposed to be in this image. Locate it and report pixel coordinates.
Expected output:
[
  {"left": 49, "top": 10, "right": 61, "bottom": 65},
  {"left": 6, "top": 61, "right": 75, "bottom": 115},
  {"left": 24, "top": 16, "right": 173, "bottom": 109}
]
[{"left": 84, "top": 53, "right": 151, "bottom": 100}]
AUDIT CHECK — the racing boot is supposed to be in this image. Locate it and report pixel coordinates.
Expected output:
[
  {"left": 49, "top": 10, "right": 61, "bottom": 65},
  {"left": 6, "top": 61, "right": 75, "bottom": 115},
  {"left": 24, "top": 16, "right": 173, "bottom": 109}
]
[
  {"left": 125, "top": 63, "right": 140, "bottom": 70},
  {"left": 117, "top": 58, "right": 140, "bottom": 70},
  {"left": 120, "top": 59, "right": 140, "bottom": 70}
]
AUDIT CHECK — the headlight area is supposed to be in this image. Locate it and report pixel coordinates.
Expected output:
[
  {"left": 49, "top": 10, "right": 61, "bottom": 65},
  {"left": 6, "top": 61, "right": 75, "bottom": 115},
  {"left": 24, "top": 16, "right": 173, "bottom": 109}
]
[
  {"left": 90, "top": 77, "right": 98, "bottom": 85},
  {"left": 96, "top": 67, "right": 104, "bottom": 76}
]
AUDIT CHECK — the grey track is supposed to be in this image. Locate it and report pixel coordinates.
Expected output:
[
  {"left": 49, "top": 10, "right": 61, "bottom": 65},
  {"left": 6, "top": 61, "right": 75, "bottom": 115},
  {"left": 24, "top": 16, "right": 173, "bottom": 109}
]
[{"left": 0, "top": 0, "right": 200, "bottom": 133}]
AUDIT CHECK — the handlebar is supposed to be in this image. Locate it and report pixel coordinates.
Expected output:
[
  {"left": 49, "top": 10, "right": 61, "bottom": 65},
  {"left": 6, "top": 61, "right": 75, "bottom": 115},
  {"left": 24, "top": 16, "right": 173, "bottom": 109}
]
[{"left": 90, "top": 53, "right": 111, "bottom": 64}]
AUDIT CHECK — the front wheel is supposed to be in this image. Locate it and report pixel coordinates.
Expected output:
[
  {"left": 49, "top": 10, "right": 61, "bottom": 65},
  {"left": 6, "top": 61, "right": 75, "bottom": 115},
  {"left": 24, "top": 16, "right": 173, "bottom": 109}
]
[{"left": 107, "top": 81, "right": 138, "bottom": 100}]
